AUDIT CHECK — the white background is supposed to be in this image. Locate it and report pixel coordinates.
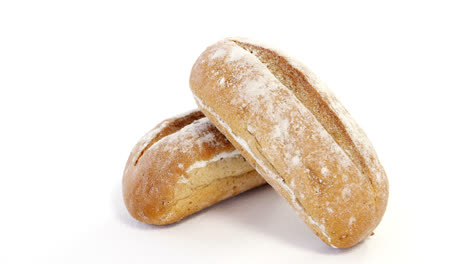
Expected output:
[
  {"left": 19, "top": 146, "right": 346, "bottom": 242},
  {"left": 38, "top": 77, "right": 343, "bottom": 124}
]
[{"left": 1, "top": 0, "right": 467, "bottom": 263}]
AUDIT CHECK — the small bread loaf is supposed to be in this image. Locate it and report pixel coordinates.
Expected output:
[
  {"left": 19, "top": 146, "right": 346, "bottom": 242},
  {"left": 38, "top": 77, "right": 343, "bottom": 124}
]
[
  {"left": 122, "top": 110, "right": 266, "bottom": 225},
  {"left": 190, "top": 38, "right": 389, "bottom": 248}
]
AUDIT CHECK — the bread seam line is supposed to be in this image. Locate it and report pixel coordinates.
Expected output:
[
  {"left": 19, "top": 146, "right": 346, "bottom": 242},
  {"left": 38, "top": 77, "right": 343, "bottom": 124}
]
[
  {"left": 186, "top": 149, "right": 242, "bottom": 172},
  {"left": 137, "top": 116, "right": 238, "bottom": 175},
  {"left": 134, "top": 110, "right": 203, "bottom": 166}
]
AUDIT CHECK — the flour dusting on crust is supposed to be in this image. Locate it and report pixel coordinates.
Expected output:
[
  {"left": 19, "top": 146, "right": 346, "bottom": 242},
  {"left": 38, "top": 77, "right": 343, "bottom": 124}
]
[
  {"left": 159, "top": 117, "right": 222, "bottom": 153},
  {"left": 132, "top": 120, "right": 170, "bottom": 164},
  {"left": 187, "top": 149, "right": 241, "bottom": 172}
]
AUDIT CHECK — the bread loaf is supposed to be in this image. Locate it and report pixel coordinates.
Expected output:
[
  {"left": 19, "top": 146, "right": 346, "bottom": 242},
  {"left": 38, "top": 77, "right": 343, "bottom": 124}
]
[
  {"left": 190, "top": 38, "right": 389, "bottom": 248},
  {"left": 122, "top": 110, "right": 266, "bottom": 224}
]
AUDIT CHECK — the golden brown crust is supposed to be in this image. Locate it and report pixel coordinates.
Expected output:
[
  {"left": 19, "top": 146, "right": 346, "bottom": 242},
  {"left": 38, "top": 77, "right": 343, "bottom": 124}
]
[
  {"left": 190, "top": 38, "right": 389, "bottom": 248},
  {"left": 122, "top": 110, "right": 266, "bottom": 225}
]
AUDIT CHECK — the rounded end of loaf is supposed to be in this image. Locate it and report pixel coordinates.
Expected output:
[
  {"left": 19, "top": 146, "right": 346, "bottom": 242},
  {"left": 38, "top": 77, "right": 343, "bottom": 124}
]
[
  {"left": 324, "top": 170, "right": 388, "bottom": 249},
  {"left": 122, "top": 111, "right": 206, "bottom": 225},
  {"left": 122, "top": 160, "right": 175, "bottom": 225},
  {"left": 122, "top": 139, "right": 179, "bottom": 225}
]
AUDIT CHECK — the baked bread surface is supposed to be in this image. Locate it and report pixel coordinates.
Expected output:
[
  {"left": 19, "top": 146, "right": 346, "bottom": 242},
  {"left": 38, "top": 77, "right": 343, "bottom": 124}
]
[
  {"left": 123, "top": 110, "right": 266, "bottom": 225},
  {"left": 190, "top": 38, "right": 389, "bottom": 248}
]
